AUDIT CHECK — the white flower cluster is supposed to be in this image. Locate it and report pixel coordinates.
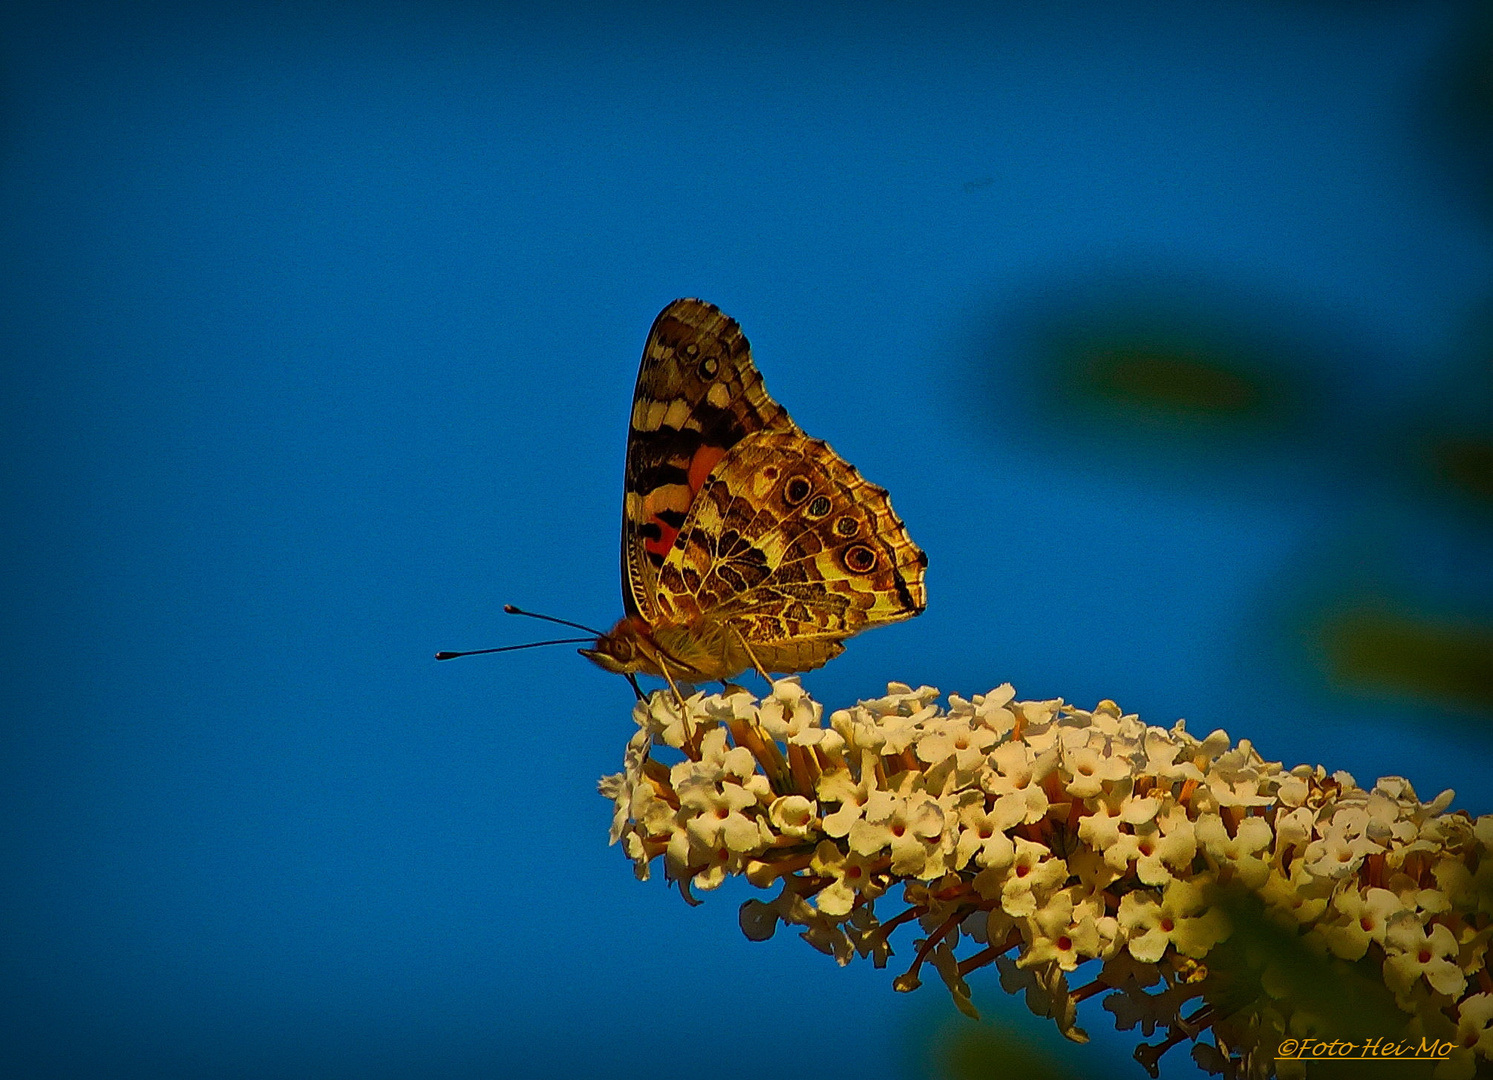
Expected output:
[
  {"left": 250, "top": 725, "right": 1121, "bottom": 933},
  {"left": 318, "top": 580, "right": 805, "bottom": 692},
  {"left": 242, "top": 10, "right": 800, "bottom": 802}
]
[{"left": 599, "top": 680, "right": 1493, "bottom": 1080}]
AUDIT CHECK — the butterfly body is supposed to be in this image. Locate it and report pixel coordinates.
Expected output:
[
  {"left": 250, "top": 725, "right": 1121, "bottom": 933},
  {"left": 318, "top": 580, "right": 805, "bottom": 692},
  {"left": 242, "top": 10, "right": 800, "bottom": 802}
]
[{"left": 582, "top": 299, "right": 926, "bottom": 688}]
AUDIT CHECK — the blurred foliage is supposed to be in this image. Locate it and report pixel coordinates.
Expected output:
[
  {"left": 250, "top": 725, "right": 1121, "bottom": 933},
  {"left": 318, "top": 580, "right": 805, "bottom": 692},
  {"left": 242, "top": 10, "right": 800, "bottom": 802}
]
[
  {"left": 1418, "top": 2, "right": 1493, "bottom": 224},
  {"left": 1404, "top": 302, "right": 1493, "bottom": 515},
  {"left": 1072, "top": 342, "right": 1284, "bottom": 424},
  {"left": 1428, "top": 433, "right": 1493, "bottom": 506},
  {"left": 1319, "top": 603, "right": 1493, "bottom": 714},
  {"left": 923, "top": 1016, "right": 1094, "bottom": 1080},
  {"left": 1029, "top": 293, "right": 1315, "bottom": 441}
]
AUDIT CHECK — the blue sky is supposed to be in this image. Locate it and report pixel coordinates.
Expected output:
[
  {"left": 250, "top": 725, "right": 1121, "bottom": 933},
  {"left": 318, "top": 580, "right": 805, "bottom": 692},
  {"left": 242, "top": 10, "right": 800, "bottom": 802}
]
[{"left": 2, "top": 2, "right": 1489, "bottom": 1077}]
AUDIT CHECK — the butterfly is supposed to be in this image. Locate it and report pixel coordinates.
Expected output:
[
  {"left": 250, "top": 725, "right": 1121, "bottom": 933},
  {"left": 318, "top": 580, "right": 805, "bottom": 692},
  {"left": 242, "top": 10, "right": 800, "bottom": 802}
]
[{"left": 579, "top": 299, "right": 926, "bottom": 698}]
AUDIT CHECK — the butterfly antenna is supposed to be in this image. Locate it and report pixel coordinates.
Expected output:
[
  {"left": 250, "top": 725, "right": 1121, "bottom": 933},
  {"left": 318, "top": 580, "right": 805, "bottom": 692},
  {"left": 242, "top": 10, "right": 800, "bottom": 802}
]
[
  {"left": 503, "top": 604, "right": 606, "bottom": 637},
  {"left": 435, "top": 637, "right": 592, "bottom": 660}
]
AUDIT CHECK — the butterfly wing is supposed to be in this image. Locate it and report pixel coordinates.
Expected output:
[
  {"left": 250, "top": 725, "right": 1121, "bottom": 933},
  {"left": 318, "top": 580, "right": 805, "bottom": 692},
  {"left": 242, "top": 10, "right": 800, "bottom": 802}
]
[
  {"left": 622, "top": 299, "right": 799, "bottom": 624},
  {"left": 651, "top": 429, "right": 927, "bottom": 677}
]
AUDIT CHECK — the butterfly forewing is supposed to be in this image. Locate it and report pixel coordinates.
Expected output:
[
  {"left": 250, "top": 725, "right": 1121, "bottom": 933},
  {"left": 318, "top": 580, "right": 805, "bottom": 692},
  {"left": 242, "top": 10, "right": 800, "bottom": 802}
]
[{"left": 621, "top": 298, "right": 798, "bottom": 624}]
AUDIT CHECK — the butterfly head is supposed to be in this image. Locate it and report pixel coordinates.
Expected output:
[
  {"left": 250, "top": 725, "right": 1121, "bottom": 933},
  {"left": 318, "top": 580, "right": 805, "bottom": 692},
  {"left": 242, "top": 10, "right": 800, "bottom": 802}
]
[{"left": 578, "top": 616, "right": 653, "bottom": 676}]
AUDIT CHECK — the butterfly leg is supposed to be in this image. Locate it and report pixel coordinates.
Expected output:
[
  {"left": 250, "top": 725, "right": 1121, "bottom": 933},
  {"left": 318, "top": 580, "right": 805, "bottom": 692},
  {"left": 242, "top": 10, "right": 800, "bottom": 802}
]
[
  {"left": 654, "top": 655, "right": 690, "bottom": 714},
  {"left": 624, "top": 672, "right": 645, "bottom": 702},
  {"left": 656, "top": 662, "right": 708, "bottom": 757},
  {"left": 730, "top": 623, "right": 775, "bottom": 688}
]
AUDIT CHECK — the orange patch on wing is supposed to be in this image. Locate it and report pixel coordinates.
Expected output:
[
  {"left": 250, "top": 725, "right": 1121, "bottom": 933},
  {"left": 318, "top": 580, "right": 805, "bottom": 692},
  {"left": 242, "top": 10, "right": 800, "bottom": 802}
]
[
  {"left": 687, "top": 444, "right": 727, "bottom": 492},
  {"left": 644, "top": 444, "right": 725, "bottom": 559},
  {"left": 645, "top": 523, "right": 678, "bottom": 558}
]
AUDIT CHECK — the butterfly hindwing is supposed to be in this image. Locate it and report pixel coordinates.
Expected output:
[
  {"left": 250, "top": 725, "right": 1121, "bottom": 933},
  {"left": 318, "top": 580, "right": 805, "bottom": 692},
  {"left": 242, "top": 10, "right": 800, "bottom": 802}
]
[
  {"left": 621, "top": 299, "right": 798, "bottom": 624},
  {"left": 650, "top": 429, "right": 927, "bottom": 677}
]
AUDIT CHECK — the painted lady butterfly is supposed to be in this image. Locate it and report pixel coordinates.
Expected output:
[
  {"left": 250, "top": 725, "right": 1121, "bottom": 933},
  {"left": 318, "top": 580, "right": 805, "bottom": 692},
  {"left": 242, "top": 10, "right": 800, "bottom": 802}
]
[{"left": 580, "top": 299, "right": 926, "bottom": 696}]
